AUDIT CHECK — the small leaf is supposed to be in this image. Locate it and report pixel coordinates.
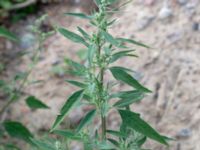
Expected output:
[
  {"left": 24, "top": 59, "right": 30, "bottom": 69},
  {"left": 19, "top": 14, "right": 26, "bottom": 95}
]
[
  {"left": 51, "top": 90, "right": 84, "bottom": 131},
  {"left": 3, "top": 121, "right": 33, "bottom": 143},
  {"left": 110, "top": 50, "right": 137, "bottom": 63},
  {"left": 76, "top": 109, "right": 96, "bottom": 133},
  {"left": 119, "top": 110, "right": 168, "bottom": 145},
  {"left": 0, "top": 27, "right": 18, "bottom": 42},
  {"left": 65, "top": 80, "right": 86, "bottom": 88},
  {"left": 26, "top": 96, "right": 49, "bottom": 110},
  {"left": 107, "top": 138, "right": 119, "bottom": 147},
  {"left": 107, "top": 0, "right": 118, "bottom": 5},
  {"left": 31, "top": 138, "right": 55, "bottom": 150},
  {"left": 94, "top": 0, "right": 102, "bottom": 6},
  {"left": 107, "top": 19, "right": 117, "bottom": 26},
  {"left": 137, "top": 136, "right": 147, "bottom": 147},
  {"left": 110, "top": 67, "right": 152, "bottom": 93},
  {"left": 88, "top": 44, "right": 96, "bottom": 64},
  {"left": 53, "top": 130, "right": 82, "bottom": 140},
  {"left": 58, "top": 28, "right": 89, "bottom": 47},
  {"left": 65, "top": 12, "right": 93, "bottom": 19},
  {"left": 65, "top": 58, "right": 87, "bottom": 76},
  {"left": 117, "top": 38, "right": 150, "bottom": 48},
  {"left": 77, "top": 27, "right": 90, "bottom": 40},
  {"left": 101, "top": 30, "right": 124, "bottom": 48},
  {"left": 106, "top": 130, "right": 126, "bottom": 138},
  {"left": 113, "top": 90, "right": 144, "bottom": 108}
]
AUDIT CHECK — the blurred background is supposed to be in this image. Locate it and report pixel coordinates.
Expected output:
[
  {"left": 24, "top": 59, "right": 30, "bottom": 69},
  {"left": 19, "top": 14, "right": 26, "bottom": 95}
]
[{"left": 0, "top": 0, "right": 200, "bottom": 150}]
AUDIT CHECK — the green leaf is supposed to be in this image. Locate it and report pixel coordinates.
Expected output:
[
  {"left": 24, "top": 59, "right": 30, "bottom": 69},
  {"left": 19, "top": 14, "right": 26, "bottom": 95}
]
[
  {"left": 107, "top": 19, "right": 117, "bottom": 26},
  {"left": 65, "top": 12, "right": 93, "bottom": 19},
  {"left": 101, "top": 30, "right": 124, "bottom": 48},
  {"left": 113, "top": 90, "right": 144, "bottom": 108},
  {"left": 110, "top": 50, "right": 138, "bottom": 63},
  {"left": 2, "top": 144, "right": 21, "bottom": 150},
  {"left": 76, "top": 109, "right": 96, "bottom": 133},
  {"left": 107, "top": 0, "right": 118, "bottom": 5},
  {"left": 110, "top": 67, "right": 152, "bottom": 93},
  {"left": 117, "top": 38, "right": 150, "bottom": 48},
  {"left": 51, "top": 90, "right": 84, "bottom": 131},
  {"left": 26, "top": 96, "right": 49, "bottom": 110},
  {"left": 3, "top": 121, "right": 33, "bottom": 143},
  {"left": 65, "top": 58, "right": 86, "bottom": 76},
  {"left": 88, "top": 44, "right": 96, "bottom": 64},
  {"left": 137, "top": 136, "right": 147, "bottom": 147},
  {"left": 30, "top": 138, "right": 55, "bottom": 150},
  {"left": 65, "top": 80, "right": 86, "bottom": 88},
  {"left": 119, "top": 110, "right": 168, "bottom": 145},
  {"left": 0, "top": 27, "right": 18, "bottom": 42},
  {"left": 53, "top": 130, "right": 82, "bottom": 140},
  {"left": 94, "top": 0, "right": 102, "bottom": 6},
  {"left": 107, "top": 138, "right": 119, "bottom": 147},
  {"left": 58, "top": 27, "right": 89, "bottom": 47},
  {"left": 77, "top": 27, "right": 90, "bottom": 40},
  {"left": 106, "top": 130, "right": 126, "bottom": 138}
]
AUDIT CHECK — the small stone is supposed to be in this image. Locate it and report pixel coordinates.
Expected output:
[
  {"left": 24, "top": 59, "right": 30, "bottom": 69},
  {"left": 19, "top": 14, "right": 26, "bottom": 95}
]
[
  {"left": 192, "top": 22, "right": 199, "bottom": 31},
  {"left": 177, "top": 0, "right": 188, "bottom": 5},
  {"left": 158, "top": 6, "right": 173, "bottom": 20},
  {"left": 184, "top": 2, "right": 196, "bottom": 17},
  {"left": 137, "top": 16, "right": 155, "bottom": 30},
  {"left": 20, "top": 33, "right": 36, "bottom": 49},
  {"left": 137, "top": 11, "right": 155, "bottom": 30},
  {"left": 176, "top": 128, "right": 192, "bottom": 138},
  {"left": 5, "top": 40, "right": 13, "bottom": 50},
  {"left": 142, "top": 0, "right": 156, "bottom": 6},
  {"left": 167, "top": 32, "right": 182, "bottom": 43}
]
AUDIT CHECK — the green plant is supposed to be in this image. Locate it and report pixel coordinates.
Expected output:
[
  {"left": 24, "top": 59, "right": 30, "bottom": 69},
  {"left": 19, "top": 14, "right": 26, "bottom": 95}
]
[
  {"left": 31, "top": 0, "right": 171, "bottom": 150},
  {"left": 0, "top": 15, "right": 54, "bottom": 149}
]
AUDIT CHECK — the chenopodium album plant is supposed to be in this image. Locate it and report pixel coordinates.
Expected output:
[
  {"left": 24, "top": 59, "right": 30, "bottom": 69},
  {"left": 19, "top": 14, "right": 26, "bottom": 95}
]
[
  {"left": 33, "top": 0, "right": 171, "bottom": 150},
  {"left": 0, "top": 15, "right": 54, "bottom": 150}
]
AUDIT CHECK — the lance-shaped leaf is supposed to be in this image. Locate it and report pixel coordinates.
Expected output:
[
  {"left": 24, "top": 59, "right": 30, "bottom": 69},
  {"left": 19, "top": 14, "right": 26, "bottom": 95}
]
[
  {"left": 26, "top": 96, "right": 49, "bottom": 110},
  {"left": 110, "top": 67, "right": 152, "bottom": 93},
  {"left": 31, "top": 138, "right": 56, "bottom": 150},
  {"left": 53, "top": 130, "right": 82, "bottom": 140},
  {"left": 117, "top": 38, "right": 150, "bottom": 48},
  {"left": 94, "top": 0, "right": 102, "bottom": 6},
  {"left": 65, "top": 80, "right": 86, "bottom": 88},
  {"left": 88, "top": 44, "right": 96, "bottom": 64},
  {"left": 106, "top": 130, "right": 126, "bottom": 138},
  {"left": 112, "top": 90, "right": 144, "bottom": 108},
  {"left": 77, "top": 27, "right": 90, "bottom": 40},
  {"left": 107, "top": 0, "right": 118, "bottom": 5},
  {"left": 137, "top": 136, "right": 147, "bottom": 147},
  {"left": 58, "top": 28, "right": 89, "bottom": 47},
  {"left": 118, "top": 110, "right": 168, "bottom": 145},
  {"left": 110, "top": 50, "right": 138, "bottom": 63},
  {"left": 51, "top": 90, "right": 84, "bottom": 131},
  {"left": 101, "top": 30, "right": 124, "bottom": 48},
  {"left": 0, "top": 27, "right": 18, "bottom": 42},
  {"left": 65, "top": 12, "right": 93, "bottom": 19},
  {"left": 3, "top": 121, "right": 33, "bottom": 143},
  {"left": 76, "top": 109, "right": 96, "bottom": 133},
  {"left": 107, "top": 138, "right": 119, "bottom": 147},
  {"left": 65, "top": 58, "right": 86, "bottom": 76}
]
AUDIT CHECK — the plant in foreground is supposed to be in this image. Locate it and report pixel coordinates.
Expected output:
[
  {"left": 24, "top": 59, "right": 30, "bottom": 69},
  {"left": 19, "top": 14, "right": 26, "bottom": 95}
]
[{"left": 33, "top": 0, "right": 171, "bottom": 149}]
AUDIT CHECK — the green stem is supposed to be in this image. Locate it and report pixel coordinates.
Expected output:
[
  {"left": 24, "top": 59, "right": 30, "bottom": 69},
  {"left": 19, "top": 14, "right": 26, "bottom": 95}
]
[{"left": 0, "top": 41, "right": 42, "bottom": 120}]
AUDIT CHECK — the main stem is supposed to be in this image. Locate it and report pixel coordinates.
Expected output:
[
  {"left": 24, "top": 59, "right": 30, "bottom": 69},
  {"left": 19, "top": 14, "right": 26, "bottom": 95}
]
[{"left": 100, "top": 67, "right": 106, "bottom": 141}]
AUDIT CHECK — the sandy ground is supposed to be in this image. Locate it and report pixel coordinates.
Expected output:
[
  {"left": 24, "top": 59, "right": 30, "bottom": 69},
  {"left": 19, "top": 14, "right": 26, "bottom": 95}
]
[{"left": 1, "top": 0, "right": 200, "bottom": 150}]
